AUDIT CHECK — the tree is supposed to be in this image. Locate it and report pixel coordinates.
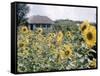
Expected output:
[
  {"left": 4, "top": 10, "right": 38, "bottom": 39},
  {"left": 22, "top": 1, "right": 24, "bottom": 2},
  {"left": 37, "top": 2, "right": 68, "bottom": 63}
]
[{"left": 16, "top": 3, "right": 29, "bottom": 26}]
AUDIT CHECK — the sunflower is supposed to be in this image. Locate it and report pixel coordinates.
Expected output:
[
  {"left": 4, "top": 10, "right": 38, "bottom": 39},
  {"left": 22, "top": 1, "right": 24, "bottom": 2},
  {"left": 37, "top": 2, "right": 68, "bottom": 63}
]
[
  {"left": 18, "top": 41, "right": 26, "bottom": 48},
  {"left": 18, "top": 39, "right": 29, "bottom": 49},
  {"left": 20, "top": 26, "right": 29, "bottom": 34},
  {"left": 51, "top": 33, "right": 56, "bottom": 38},
  {"left": 47, "top": 33, "right": 56, "bottom": 44},
  {"left": 48, "top": 33, "right": 56, "bottom": 39},
  {"left": 18, "top": 49, "right": 29, "bottom": 58},
  {"left": 23, "top": 49, "right": 29, "bottom": 55},
  {"left": 58, "top": 50, "right": 65, "bottom": 60},
  {"left": 56, "top": 31, "right": 63, "bottom": 45},
  {"left": 36, "top": 28, "right": 43, "bottom": 34},
  {"left": 83, "top": 25, "right": 96, "bottom": 48},
  {"left": 66, "top": 31, "right": 72, "bottom": 39},
  {"left": 47, "top": 33, "right": 53, "bottom": 40},
  {"left": 63, "top": 44, "right": 73, "bottom": 58},
  {"left": 89, "top": 58, "right": 96, "bottom": 68},
  {"left": 80, "top": 20, "right": 90, "bottom": 33},
  {"left": 46, "top": 33, "right": 52, "bottom": 44},
  {"left": 36, "top": 46, "right": 43, "bottom": 55}
]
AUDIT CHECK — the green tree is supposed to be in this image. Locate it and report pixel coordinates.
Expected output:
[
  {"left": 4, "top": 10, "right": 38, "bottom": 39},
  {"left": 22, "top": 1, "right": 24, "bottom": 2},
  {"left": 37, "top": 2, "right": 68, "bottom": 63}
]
[
  {"left": 53, "top": 19, "right": 78, "bottom": 33},
  {"left": 16, "top": 3, "right": 29, "bottom": 26}
]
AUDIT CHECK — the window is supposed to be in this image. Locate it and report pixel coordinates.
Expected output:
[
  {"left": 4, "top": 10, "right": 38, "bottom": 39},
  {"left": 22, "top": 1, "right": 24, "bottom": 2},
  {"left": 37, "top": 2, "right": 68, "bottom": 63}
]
[
  {"left": 30, "top": 24, "right": 33, "bottom": 30},
  {"left": 42, "top": 25, "right": 46, "bottom": 28},
  {"left": 36, "top": 24, "right": 40, "bottom": 27},
  {"left": 47, "top": 25, "right": 50, "bottom": 28}
]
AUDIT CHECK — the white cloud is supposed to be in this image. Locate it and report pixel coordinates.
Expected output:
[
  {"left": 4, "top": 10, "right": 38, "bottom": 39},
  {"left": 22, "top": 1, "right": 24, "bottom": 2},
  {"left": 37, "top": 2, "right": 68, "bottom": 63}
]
[{"left": 26, "top": 4, "right": 96, "bottom": 23}]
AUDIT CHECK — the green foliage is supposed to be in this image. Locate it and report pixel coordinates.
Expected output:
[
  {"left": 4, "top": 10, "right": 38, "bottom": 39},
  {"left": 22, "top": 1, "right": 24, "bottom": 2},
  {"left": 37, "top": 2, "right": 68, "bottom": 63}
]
[
  {"left": 52, "top": 19, "right": 78, "bottom": 33},
  {"left": 16, "top": 3, "right": 29, "bottom": 25}
]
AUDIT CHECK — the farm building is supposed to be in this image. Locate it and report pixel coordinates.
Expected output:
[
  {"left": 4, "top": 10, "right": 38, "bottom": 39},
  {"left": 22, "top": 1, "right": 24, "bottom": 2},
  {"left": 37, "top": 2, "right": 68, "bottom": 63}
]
[{"left": 27, "top": 15, "right": 54, "bottom": 30}]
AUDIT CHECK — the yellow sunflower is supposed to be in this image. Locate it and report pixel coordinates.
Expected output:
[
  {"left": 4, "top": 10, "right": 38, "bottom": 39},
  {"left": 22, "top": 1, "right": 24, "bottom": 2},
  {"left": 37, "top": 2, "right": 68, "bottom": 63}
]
[
  {"left": 18, "top": 41, "right": 26, "bottom": 48},
  {"left": 20, "top": 26, "right": 29, "bottom": 34},
  {"left": 59, "top": 50, "right": 65, "bottom": 60},
  {"left": 51, "top": 33, "right": 56, "bottom": 38},
  {"left": 47, "top": 33, "right": 56, "bottom": 43},
  {"left": 36, "top": 45, "right": 43, "bottom": 55},
  {"left": 23, "top": 48, "right": 29, "bottom": 55},
  {"left": 66, "top": 31, "right": 72, "bottom": 39},
  {"left": 89, "top": 58, "right": 96, "bottom": 68},
  {"left": 18, "top": 49, "right": 29, "bottom": 58},
  {"left": 36, "top": 28, "right": 43, "bottom": 34},
  {"left": 56, "top": 31, "right": 63, "bottom": 45},
  {"left": 18, "top": 39, "right": 29, "bottom": 49},
  {"left": 46, "top": 33, "right": 52, "bottom": 44},
  {"left": 83, "top": 25, "right": 96, "bottom": 48},
  {"left": 48, "top": 33, "right": 56, "bottom": 38},
  {"left": 63, "top": 44, "right": 73, "bottom": 58},
  {"left": 47, "top": 33, "right": 53, "bottom": 40},
  {"left": 80, "top": 20, "right": 90, "bottom": 33}
]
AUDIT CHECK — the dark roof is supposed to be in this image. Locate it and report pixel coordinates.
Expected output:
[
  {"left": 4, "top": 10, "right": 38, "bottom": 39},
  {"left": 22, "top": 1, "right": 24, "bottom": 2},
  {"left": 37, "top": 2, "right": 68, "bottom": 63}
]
[{"left": 28, "top": 15, "right": 54, "bottom": 24}]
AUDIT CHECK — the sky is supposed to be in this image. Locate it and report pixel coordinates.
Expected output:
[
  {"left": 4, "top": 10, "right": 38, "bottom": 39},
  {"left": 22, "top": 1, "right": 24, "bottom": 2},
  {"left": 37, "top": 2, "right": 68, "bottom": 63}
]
[{"left": 26, "top": 4, "right": 96, "bottom": 23}]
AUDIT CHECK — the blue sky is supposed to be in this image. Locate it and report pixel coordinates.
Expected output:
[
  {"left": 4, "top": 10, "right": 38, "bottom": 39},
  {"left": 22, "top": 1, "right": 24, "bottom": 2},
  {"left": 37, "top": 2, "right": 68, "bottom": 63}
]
[{"left": 26, "top": 4, "right": 96, "bottom": 23}]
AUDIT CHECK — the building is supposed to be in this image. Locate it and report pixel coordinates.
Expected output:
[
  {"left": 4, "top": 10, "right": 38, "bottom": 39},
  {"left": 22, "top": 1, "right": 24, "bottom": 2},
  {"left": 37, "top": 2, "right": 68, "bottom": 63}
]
[{"left": 27, "top": 15, "right": 54, "bottom": 30}]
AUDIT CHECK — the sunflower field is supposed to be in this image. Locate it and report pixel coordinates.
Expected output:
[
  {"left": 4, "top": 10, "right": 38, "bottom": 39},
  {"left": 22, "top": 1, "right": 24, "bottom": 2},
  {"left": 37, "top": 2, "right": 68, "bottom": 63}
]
[{"left": 17, "top": 20, "right": 97, "bottom": 72}]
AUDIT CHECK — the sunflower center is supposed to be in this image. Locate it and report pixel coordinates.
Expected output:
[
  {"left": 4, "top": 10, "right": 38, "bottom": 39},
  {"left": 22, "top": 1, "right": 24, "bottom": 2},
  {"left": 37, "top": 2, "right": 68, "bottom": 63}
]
[
  {"left": 38, "top": 30, "right": 41, "bottom": 32},
  {"left": 25, "top": 47, "right": 28, "bottom": 50},
  {"left": 49, "top": 34, "right": 52, "bottom": 36},
  {"left": 82, "top": 25, "right": 86, "bottom": 31},
  {"left": 65, "top": 50, "right": 70, "bottom": 55},
  {"left": 19, "top": 43, "right": 24, "bottom": 47},
  {"left": 23, "top": 28, "right": 26, "bottom": 32},
  {"left": 87, "top": 32, "right": 93, "bottom": 40}
]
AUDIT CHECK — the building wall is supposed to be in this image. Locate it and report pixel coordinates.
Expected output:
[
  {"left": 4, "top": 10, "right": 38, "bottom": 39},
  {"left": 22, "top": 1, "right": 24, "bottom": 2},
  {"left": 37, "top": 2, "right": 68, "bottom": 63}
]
[{"left": 28, "top": 24, "right": 52, "bottom": 30}]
